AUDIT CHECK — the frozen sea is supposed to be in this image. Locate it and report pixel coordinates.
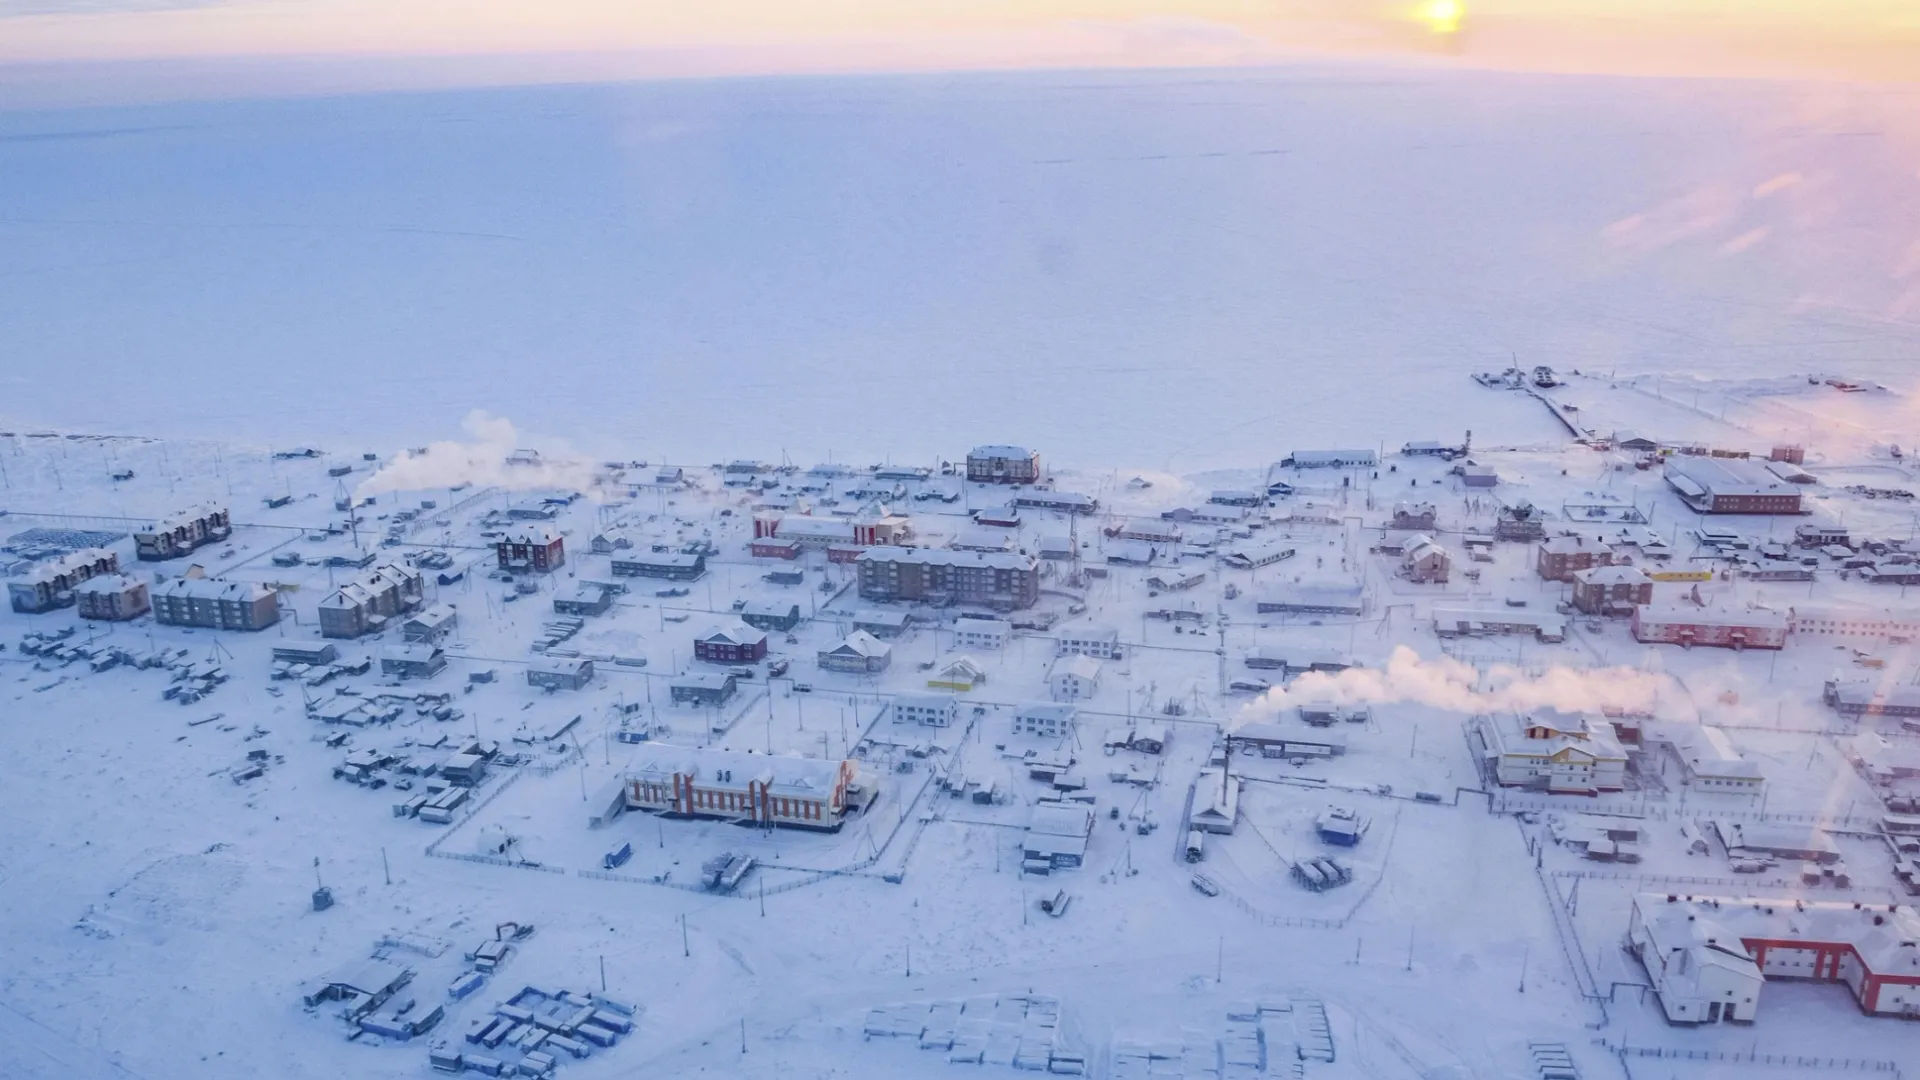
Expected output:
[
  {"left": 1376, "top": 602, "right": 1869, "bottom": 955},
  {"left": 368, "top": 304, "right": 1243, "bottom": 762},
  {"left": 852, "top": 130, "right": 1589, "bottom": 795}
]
[{"left": 3, "top": 65, "right": 1918, "bottom": 469}]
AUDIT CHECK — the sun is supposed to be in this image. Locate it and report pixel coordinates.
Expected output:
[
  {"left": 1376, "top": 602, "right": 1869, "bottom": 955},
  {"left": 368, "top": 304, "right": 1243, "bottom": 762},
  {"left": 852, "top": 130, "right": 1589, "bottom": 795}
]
[{"left": 1416, "top": 0, "right": 1466, "bottom": 36}]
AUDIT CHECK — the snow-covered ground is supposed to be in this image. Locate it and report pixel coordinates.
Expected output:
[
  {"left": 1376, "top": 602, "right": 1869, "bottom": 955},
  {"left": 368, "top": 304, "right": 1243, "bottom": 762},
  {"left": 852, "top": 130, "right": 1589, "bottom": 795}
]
[{"left": 3, "top": 66, "right": 1920, "bottom": 469}]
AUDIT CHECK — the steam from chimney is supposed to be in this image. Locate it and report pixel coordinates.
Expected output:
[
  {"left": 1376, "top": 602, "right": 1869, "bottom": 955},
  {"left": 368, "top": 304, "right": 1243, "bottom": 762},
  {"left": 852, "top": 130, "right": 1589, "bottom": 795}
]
[
  {"left": 355, "top": 411, "right": 597, "bottom": 499},
  {"left": 1234, "top": 645, "right": 1670, "bottom": 724}
]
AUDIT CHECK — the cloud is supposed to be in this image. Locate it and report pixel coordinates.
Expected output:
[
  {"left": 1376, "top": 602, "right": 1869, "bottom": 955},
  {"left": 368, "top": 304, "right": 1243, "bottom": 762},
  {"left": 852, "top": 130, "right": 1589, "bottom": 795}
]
[
  {"left": 1719, "top": 226, "right": 1770, "bottom": 255},
  {"left": 0, "top": 0, "right": 232, "bottom": 15},
  {"left": 1233, "top": 644, "right": 1672, "bottom": 726},
  {"left": 354, "top": 410, "right": 598, "bottom": 499}
]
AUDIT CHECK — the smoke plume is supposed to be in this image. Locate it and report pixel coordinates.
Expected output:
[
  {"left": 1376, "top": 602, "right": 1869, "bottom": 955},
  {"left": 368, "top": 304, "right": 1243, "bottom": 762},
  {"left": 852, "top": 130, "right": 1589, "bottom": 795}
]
[
  {"left": 355, "top": 411, "right": 598, "bottom": 498},
  {"left": 1235, "top": 645, "right": 1672, "bottom": 724}
]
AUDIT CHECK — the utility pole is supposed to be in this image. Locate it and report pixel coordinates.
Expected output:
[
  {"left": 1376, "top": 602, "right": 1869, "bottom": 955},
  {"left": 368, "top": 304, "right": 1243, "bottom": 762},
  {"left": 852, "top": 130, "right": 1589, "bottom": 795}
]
[
  {"left": 381, "top": 847, "right": 391, "bottom": 886},
  {"left": 681, "top": 914, "right": 690, "bottom": 958}
]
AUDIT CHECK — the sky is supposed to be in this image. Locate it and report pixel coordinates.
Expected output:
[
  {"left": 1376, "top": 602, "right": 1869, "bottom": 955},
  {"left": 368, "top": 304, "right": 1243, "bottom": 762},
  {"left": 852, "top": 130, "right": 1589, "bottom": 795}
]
[{"left": 0, "top": 0, "right": 1915, "bottom": 102}]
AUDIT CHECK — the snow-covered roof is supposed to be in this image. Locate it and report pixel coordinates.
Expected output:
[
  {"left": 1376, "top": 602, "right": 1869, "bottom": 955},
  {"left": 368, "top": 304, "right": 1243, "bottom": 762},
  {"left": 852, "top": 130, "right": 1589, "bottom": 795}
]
[
  {"left": 969, "top": 445, "right": 1034, "bottom": 459},
  {"left": 632, "top": 745, "right": 851, "bottom": 800},
  {"left": 1050, "top": 654, "right": 1101, "bottom": 682},
  {"left": 855, "top": 546, "right": 1034, "bottom": 572}
]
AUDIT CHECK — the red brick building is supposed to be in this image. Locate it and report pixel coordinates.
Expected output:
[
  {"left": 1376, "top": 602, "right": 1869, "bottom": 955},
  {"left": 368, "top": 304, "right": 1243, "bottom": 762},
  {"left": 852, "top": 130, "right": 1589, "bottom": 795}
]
[
  {"left": 1571, "top": 565, "right": 1653, "bottom": 615},
  {"left": 496, "top": 527, "right": 565, "bottom": 573},
  {"left": 1536, "top": 535, "right": 1616, "bottom": 582},
  {"left": 1666, "top": 458, "right": 1803, "bottom": 515}
]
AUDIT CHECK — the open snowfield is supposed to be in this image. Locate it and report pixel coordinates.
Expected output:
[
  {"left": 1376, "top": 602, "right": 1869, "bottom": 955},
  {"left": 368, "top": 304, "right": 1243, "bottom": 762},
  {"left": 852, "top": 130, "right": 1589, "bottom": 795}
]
[{"left": 4, "top": 66, "right": 1920, "bottom": 467}]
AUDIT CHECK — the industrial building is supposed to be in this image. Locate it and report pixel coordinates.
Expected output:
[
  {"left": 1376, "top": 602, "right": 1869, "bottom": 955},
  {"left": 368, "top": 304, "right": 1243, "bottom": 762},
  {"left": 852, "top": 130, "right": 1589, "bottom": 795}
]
[
  {"left": 153, "top": 576, "right": 281, "bottom": 631},
  {"left": 134, "top": 504, "right": 231, "bottom": 561},
  {"left": 8, "top": 548, "right": 120, "bottom": 613},
  {"left": 1665, "top": 458, "right": 1804, "bottom": 515},
  {"left": 966, "top": 445, "right": 1042, "bottom": 485},
  {"left": 621, "top": 746, "right": 858, "bottom": 830},
  {"left": 855, "top": 547, "right": 1040, "bottom": 611}
]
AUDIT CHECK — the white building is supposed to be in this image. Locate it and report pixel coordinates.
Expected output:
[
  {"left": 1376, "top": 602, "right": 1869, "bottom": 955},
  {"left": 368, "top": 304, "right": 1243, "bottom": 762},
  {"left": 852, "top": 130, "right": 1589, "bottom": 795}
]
[
  {"left": 1790, "top": 605, "right": 1920, "bottom": 641},
  {"left": 951, "top": 619, "right": 1011, "bottom": 652},
  {"left": 1484, "top": 709, "right": 1627, "bottom": 794},
  {"left": 1048, "top": 655, "right": 1101, "bottom": 702},
  {"left": 1013, "top": 702, "right": 1077, "bottom": 739},
  {"left": 893, "top": 691, "right": 957, "bottom": 728},
  {"left": 1628, "top": 895, "right": 1764, "bottom": 1024},
  {"left": 1665, "top": 724, "right": 1765, "bottom": 794},
  {"left": 1056, "top": 626, "right": 1121, "bottom": 660}
]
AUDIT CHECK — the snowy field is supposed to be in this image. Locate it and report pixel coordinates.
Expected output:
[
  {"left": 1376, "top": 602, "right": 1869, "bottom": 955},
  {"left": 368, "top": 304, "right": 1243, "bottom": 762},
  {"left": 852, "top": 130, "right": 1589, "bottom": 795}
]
[{"left": 4, "top": 66, "right": 1920, "bottom": 467}]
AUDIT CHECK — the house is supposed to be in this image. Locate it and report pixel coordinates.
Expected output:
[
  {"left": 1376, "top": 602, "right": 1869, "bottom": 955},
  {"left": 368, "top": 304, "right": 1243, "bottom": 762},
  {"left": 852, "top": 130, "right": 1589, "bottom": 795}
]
[
  {"left": 317, "top": 563, "right": 425, "bottom": 639},
  {"left": 73, "top": 574, "right": 150, "bottom": 621},
  {"left": 855, "top": 547, "right": 1040, "bottom": 610},
  {"left": 1795, "top": 524, "right": 1850, "bottom": 549},
  {"left": 610, "top": 551, "right": 706, "bottom": 581},
  {"left": 1012, "top": 490, "right": 1098, "bottom": 514},
  {"left": 1400, "top": 535, "right": 1451, "bottom": 584},
  {"left": 1862, "top": 566, "right": 1920, "bottom": 587},
  {"left": 1483, "top": 709, "right": 1627, "bottom": 793},
  {"left": 1632, "top": 606, "right": 1788, "bottom": 650},
  {"left": 739, "top": 599, "right": 802, "bottom": 633},
  {"left": 1056, "top": 626, "right": 1121, "bottom": 660},
  {"left": 1496, "top": 503, "right": 1547, "bottom": 541},
  {"left": 380, "top": 643, "right": 447, "bottom": 680},
  {"left": 851, "top": 610, "right": 912, "bottom": 638},
  {"left": 1048, "top": 654, "right": 1100, "bottom": 701},
  {"left": 154, "top": 576, "right": 281, "bottom": 631},
  {"left": 1190, "top": 768, "right": 1242, "bottom": 833},
  {"left": 1536, "top": 535, "right": 1616, "bottom": 582},
  {"left": 1631, "top": 892, "right": 1920, "bottom": 1022},
  {"left": 972, "top": 507, "right": 1021, "bottom": 529},
  {"left": 590, "top": 529, "right": 633, "bottom": 554},
  {"left": 439, "top": 749, "right": 488, "bottom": 786},
  {"left": 670, "top": 672, "right": 737, "bottom": 708},
  {"left": 927, "top": 656, "right": 986, "bottom": 693},
  {"left": 552, "top": 585, "right": 612, "bottom": 618},
  {"left": 893, "top": 691, "right": 957, "bottom": 727},
  {"left": 401, "top": 603, "right": 460, "bottom": 643},
  {"left": 1432, "top": 607, "right": 1567, "bottom": 642},
  {"left": 1023, "top": 803, "right": 1094, "bottom": 869},
  {"left": 966, "top": 445, "right": 1042, "bottom": 485},
  {"left": 528, "top": 657, "right": 594, "bottom": 691},
  {"left": 8, "top": 548, "right": 119, "bottom": 613},
  {"left": 134, "top": 505, "right": 231, "bottom": 561},
  {"left": 951, "top": 619, "right": 1010, "bottom": 652},
  {"left": 1665, "top": 725, "right": 1765, "bottom": 793},
  {"left": 818, "top": 631, "right": 892, "bottom": 674},
  {"left": 1283, "top": 449, "right": 1377, "bottom": 469},
  {"left": 1666, "top": 458, "right": 1804, "bottom": 515},
  {"left": 624, "top": 745, "right": 858, "bottom": 831},
  {"left": 495, "top": 527, "right": 565, "bottom": 573},
  {"left": 1013, "top": 702, "right": 1077, "bottom": 739},
  {"left": 1571, "top": 565, "right": 1653, "bottom": 615},
  {"left": 694, "top": 625, "right": 768, "bottom": 664},
  {"left": 1128, "top": 721, "right": 1169, "bottom": 754},
  {"left": 1255, "top": 582, "right": 1366, "bottom": 616}
]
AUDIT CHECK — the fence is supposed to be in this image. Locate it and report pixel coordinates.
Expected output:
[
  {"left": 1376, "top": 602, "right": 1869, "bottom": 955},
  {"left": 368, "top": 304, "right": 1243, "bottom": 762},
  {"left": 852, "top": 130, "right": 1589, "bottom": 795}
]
[
  {"left": 1538, "top": 865, "right": 1604, "bottom": 1002},
  {"left": 1615, "top": 1045, "right": 1901, "bottom": 1075}
]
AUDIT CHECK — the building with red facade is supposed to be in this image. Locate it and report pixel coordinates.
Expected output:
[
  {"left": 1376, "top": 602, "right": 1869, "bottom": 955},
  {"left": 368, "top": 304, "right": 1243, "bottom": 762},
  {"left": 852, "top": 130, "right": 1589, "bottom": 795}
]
[
  {"left": 1632, "top": 606, "right": 1788, "bottom": 650},
  {"left": 1666, "top": 458, "right": 1804, "bottom": 515},
  {"left": 496, "top": 526, "right": 565, "bottom": 573},
  {"left": 693, "top": 624, "right": 768, "bottom": 664}
]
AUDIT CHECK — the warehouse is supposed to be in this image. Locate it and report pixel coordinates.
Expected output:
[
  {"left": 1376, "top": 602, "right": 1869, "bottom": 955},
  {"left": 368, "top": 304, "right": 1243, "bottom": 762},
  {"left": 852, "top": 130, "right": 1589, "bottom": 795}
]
[
  {"left": 624, "top": 746, "right": 858, "bottom": 830},
  {"left": 1665, "top": 458, "right": 1804, "bottom": 515},
  {"left": 1632, "top": 606, "right": 1788, "bottom": 650}
]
